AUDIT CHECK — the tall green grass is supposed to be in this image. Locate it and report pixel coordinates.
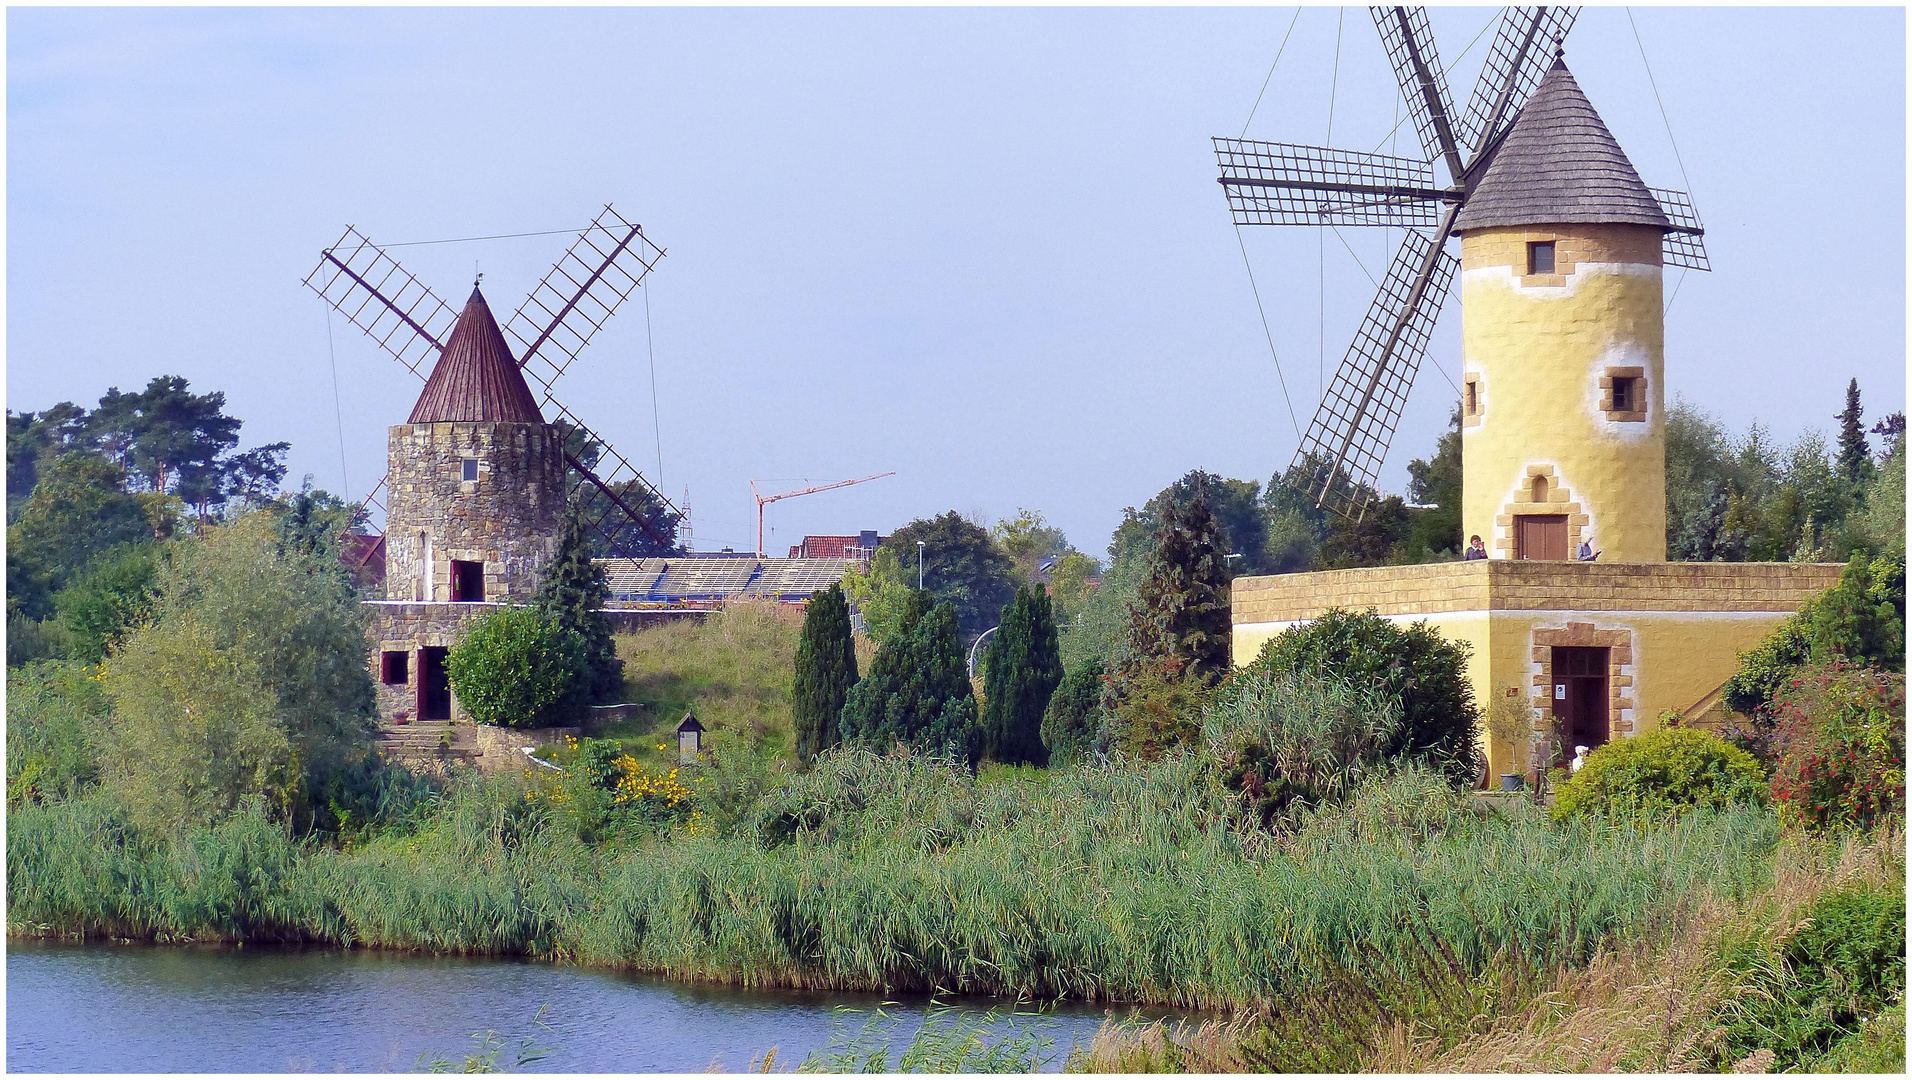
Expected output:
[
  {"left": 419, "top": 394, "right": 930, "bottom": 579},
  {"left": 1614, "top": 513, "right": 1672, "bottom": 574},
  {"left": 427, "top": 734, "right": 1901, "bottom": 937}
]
[{"left": 8, "top": 755, "right": 1781, "bottom": 1010}]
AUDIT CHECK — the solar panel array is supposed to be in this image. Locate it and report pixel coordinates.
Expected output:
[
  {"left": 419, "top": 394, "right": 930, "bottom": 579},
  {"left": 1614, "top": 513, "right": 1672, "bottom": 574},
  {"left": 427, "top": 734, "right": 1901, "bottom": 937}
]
[{"left": 600, "top": 557, "right": 858, "bottom": 604}]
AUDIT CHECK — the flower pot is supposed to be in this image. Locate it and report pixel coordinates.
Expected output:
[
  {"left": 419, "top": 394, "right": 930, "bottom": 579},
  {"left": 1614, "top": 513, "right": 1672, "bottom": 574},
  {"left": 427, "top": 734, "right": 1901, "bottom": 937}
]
[{"left": 1499, "top": 773, "right": 1523, "bottom": 792}]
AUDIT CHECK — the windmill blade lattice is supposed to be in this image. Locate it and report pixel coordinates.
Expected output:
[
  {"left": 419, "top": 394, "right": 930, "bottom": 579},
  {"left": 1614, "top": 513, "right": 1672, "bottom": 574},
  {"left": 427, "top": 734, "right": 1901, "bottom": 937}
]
[
  {"left": 1458, "top": 6, "right": 1581, "bottom": 164},
  {"left": 1214, "top": 138, "right": 1443, "bottom": 227},
  {"left": 1372, "top": 5, "right": 1465, "bottom": 178},
  {"left": 1650, "top": 188, "right": 1710, "bottom": 271},
  {"left": 503, "top": 204, "right": 666, "bottom": 401},
  {"left": 1293, "top": 226, "right": 1459, "bottom": 520},
  {"left": 542, "top": 396, "right": 680, "bottom": 552},
  {"left": 302, "top": 227, "right": 458, "bottom": 378}
]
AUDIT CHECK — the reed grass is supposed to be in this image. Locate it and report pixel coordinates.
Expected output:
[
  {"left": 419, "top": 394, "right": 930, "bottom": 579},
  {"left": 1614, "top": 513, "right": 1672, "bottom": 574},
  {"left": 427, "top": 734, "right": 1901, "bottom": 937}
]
[{"left": 9, "top": 755, "right": 1783, "bottom": 1013}]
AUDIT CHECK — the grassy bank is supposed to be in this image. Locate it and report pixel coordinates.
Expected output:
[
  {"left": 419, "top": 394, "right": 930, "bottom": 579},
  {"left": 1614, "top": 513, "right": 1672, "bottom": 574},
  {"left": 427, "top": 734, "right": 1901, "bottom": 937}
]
[{"left": 9, "top": 755, "right": 1782, "bottom": 1010}]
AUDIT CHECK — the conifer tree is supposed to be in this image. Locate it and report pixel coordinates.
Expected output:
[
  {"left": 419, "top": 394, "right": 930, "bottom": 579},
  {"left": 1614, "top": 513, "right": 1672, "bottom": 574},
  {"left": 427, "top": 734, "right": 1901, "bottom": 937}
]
[
  {"left": 981, "top": 583, "right": 1063, "bottom": 766},
  {"left": 1041, "top": 659, "right": 1106, "bottom": 767},
  {"left": 1103, "top": 478, "right": 1233, "bottom": 755},
  {"left": 793, "top": 583, "right": 859, "bottom": 764},
  {"left": 536, "top": 503, "right": 623, "bottom": 703},
  {"left": 1837, "top": 378, "right": 1874, "bottom": 486},
  {"left": 839, "top": 590, "right": 979, "bottom": 763}
]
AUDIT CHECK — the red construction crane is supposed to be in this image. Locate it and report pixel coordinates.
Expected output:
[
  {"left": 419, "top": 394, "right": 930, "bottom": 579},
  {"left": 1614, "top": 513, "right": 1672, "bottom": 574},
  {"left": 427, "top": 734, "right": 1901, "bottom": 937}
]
[{"left": 751, "top": 473, "right": 895, "bottom": 558}]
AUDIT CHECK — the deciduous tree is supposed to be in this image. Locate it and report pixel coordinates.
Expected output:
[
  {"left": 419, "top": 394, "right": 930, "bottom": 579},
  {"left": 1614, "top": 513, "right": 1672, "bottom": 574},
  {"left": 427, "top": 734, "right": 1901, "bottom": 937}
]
[{"left": 879, "top": 512, "right": 1017, "bottom": 643}]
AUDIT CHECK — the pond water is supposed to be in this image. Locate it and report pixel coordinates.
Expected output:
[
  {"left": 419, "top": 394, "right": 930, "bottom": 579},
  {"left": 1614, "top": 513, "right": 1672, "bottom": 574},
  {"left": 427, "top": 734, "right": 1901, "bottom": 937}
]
[{"left": 7, "top": 941, "right": 1174, "bottom": 1072}]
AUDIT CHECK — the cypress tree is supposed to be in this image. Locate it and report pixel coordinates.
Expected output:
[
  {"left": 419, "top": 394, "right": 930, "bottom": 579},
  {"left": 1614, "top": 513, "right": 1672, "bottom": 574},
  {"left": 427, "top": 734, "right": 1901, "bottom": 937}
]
[
  {"left": 535, "top": 503, "right": 623, "bottom": 703},
  {"left": 839, "top": 590, "right": 979, "bottom": 763},
  {"left": 1041, "top": 659, "right": 1105, "bottom": 767},
  {"left": 793, "top": 583, "right": 859, "bottom": 764},
  {"left": 1837, "top": 379, "right": 1874, "bottom": 486},
  {"left": 981, "top": 583, "right": 1063, "bottom": 766}
]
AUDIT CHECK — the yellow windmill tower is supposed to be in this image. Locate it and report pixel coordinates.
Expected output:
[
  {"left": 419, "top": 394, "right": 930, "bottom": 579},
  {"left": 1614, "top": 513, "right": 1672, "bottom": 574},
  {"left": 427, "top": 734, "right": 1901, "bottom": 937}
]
[
  {"left": 1219, "top": 10, "right": 1844, "bottom": 782},
  {"left": 1453, "top": 55, "right": 1671, "bottom": 565}
]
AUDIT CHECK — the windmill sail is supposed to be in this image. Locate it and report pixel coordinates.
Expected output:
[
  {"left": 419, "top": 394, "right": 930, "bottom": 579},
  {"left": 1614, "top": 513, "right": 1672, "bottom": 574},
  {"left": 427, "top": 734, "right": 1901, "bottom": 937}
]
[
  {"left": 503, "top": 204, "right": 666, "bottom": 401},
  {"left": 1214, "top": 138, "right": 1443, "bottom": 227},
  {"left": 1458, "top": 7, "right": 1581, "bottom": 165},
  {"left": 1293, "top": 226, "right": 1458, "bottom": 521},
  {"left": 1649, "top": 187, "right": 1710, "bottom": 271},
  {"left": 303, "top": 227, "right": 458, "bottom": 378}
]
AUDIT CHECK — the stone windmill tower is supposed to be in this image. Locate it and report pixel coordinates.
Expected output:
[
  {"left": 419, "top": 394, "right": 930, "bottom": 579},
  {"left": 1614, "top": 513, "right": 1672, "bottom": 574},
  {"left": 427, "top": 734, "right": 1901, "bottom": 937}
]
[
  {"left": 385, "top": 286, "right": 566, "bottom": 606},
  {"left": 306, "top": 206, "right": 675, "bottom": 725}
]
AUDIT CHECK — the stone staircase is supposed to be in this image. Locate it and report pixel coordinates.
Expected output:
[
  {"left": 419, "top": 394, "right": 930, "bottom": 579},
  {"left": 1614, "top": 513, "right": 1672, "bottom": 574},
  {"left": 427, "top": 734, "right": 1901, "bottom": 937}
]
[{"left": 377, "top": 720, "right": 480, "bottom": 768}]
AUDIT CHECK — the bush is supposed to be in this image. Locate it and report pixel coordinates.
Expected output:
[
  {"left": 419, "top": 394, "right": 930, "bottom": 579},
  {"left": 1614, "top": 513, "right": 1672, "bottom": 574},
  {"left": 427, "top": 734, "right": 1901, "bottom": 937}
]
[
  {"left": 1724, "top": 553, "right": 1906, "bottom": 723},
  {"left": 1768, "top": 663, "right": 1905, "bottom": 830},
  {"left": 1040, "top": 661, "right": 1104, "bottom": 767},
  {"left": 6, "top": 660, "right": 105, "bottom": 806},
  {"left": 792, "top": 584, "right": 858, "bottom": 765},
  {"left": 53, "top": 542, "right": 162, "bottom": 662},
  {"left": 1102, "top": 656, "right": 1207, "bottom": 759},
  {"left": 1717, "top": 883, "right": 1907, "bottom": 1071},
  {"left": 95, "top": 514, "right": 377, "bottom": 829},
  {"left": 1550, "top": 728, "right": 1767, "bottom": 823},
  {"left": 1246, "top": 608, "right": 1482, "bottom": 785},
  {"left": 980, "top": 584, "right": 1062, "bottom": 767},
  {"left": 446, "top": 606, "right": 589, "bottom": 728},
  {"left": 1204, "top": 665, "right": 1403, "bottom": 826}
]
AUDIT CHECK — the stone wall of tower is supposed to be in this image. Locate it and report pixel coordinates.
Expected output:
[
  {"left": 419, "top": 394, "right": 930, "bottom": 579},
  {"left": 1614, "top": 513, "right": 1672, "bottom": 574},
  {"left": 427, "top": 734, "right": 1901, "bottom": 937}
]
[
  {"left": 1457, "top": 223, "right": 1667, "bottom": 564},
  {"left": 383, "top": 421, "right": 566, "bottom": 602}
]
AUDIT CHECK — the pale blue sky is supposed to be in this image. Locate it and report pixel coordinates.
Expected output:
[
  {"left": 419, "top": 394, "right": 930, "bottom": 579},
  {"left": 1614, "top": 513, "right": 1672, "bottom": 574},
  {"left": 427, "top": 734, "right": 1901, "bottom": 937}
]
[{"left": 8, "top": 6, "right": 1905, "bottom": 555}]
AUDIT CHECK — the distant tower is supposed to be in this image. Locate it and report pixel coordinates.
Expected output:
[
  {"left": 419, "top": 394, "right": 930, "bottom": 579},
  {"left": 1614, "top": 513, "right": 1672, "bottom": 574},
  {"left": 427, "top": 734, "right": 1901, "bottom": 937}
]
[
  {"left": 1452, "top": 59, "right": 1672, "bottom": 564},
  {"left": 384, "top": 286, "right": 566, "bottom": 604}
]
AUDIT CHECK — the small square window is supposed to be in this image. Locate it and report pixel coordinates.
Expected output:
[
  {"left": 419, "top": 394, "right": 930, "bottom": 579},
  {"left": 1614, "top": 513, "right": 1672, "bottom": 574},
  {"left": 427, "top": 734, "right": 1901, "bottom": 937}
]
[
  {"left": 1527, "top": 241, "right": 1556, "bottom": 276},
  {"left": 1611, "top": 377, "right": 1635, "bottom": 412},
  {"left": 380, "top": 650, "right": 409, "bottom": 685},
  {"left": 461, "top": 459, "right": 479, "bottom": 482}
]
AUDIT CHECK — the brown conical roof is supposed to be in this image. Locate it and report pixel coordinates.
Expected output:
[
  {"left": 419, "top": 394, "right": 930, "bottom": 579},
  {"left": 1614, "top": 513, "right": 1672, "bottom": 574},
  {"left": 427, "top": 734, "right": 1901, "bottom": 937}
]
[
  {"left": 408, "top": 286, "right": 546, "bottom": 424},
  {"left": 1454, "top": 58, "right": 1671, "bottom": 233}
]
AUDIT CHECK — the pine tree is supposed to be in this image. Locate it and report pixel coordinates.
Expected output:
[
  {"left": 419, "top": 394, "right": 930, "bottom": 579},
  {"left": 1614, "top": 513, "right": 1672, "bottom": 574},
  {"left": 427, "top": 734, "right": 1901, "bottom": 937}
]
[
  {"left": 1103, "top": 477, "right": 1232, "bottom": 755},
  {"left": 1838, "top": 379, "right": 1874, "bottom": 486},
  {"left": 981, "top": 584, "right": 1063, "bottom": 766},
  {"left": 839, "top": 590, "right": 979, "bottom": 763},
  {"left": 535, "top": 503, "right": 623, "bottom": 703},
  {"left": 793, "top": 583, "right": 859, "bottom": 764},
  {"left": 1041, "top": 659, "right": 1105, "bottom": 767}
]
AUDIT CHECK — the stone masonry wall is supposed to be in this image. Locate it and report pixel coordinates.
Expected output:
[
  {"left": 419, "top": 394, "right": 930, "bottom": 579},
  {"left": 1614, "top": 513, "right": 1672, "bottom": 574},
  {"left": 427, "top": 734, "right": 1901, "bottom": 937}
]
[
  {"left": 385, "top": 421, "right": 565, "bottom": 603},
  {"left": 1233, "top": 560, "right": 1846, "bottom": 627},
  {"left": 367, "top": 601, "right": 495, "bottom": 722}
]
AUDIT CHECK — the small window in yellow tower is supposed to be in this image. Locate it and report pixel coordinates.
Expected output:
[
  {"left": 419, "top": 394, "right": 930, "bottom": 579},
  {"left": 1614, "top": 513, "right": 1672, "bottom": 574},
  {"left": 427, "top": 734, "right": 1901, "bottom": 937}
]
[
  {"left": 1611, "top": 377, "right": 1635, "bottom": 412},
  {"left": 1527, "top": 241, "right": 1555, "bottom": 275},
  {"left": 1465, "top": 380, "right": 1478, "bottom": 415}
]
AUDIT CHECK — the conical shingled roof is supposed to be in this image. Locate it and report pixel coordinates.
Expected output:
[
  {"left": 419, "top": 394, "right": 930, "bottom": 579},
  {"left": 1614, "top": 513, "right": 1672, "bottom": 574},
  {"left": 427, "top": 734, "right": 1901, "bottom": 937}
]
[
  {"left": 408, "top": 287, "right": 546, "bottom": 424},
  {"left": 1454, "top": 58, "right": 1670, "bottom": 234}
]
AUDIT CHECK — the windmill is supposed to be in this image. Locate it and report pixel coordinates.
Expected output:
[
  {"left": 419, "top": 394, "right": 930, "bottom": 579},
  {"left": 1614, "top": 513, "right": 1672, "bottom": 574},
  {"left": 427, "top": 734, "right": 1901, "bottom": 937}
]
[
  {"left": 1216, "top": 6, "right": 1708, "bottom": 522},
  {"left": 303, "top": 204, "right": 680, "bottom": 553}
]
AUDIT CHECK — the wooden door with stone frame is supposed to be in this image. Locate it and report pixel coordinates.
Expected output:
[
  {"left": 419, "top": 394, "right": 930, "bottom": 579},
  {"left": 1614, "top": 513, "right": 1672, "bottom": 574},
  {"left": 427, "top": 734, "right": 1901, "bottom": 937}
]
[
  {"left": 1515, "top": 514, "right": 1569, "bottom": 560},
  {"left": 1550, "top": 645, "right": 1610, "bottom": 765}
]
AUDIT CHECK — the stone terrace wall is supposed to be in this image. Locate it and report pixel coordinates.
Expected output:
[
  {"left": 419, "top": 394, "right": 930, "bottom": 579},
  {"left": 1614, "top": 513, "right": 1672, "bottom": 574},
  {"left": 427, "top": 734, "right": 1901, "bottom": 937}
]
[{"left": 1233, "top": 560, "right": 1846, "bottom": 626}]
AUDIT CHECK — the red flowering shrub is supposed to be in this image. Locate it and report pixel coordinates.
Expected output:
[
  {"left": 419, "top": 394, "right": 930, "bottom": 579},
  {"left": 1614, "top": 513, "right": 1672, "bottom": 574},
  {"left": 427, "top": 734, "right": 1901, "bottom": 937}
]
[{"left": 1768, "top": 662, "right": 1905, "bottom": 830}]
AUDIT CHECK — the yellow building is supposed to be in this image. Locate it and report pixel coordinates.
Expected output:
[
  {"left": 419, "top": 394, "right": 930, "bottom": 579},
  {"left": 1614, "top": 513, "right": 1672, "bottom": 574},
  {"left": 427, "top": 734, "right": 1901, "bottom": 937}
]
[{"left": 1231, "top": 60, "right": 1841, "bottom": 780}]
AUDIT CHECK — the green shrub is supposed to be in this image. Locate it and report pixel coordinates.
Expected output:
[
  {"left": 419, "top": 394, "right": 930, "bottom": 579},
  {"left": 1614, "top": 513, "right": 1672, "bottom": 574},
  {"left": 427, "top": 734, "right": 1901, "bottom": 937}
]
[
  {"left": 1204, "top": 665, "right": 1403, "bottom": 826},
  {"left": 1723, "top": 553, "right": 1907, "bottom": 727},
  {"left": 1717, "top": 883, "right": 1907, "bottom": 1071},
  {"left": 1246, "top": 608, "right": 1483, "bottom": 785},
  {"left": 1550, "top": 727, "right": 1767, "bottom": 823},
  {"left": 1040, "top": 661, "right": 1104, "bottom": 767},
  {"left": 1768, "top": 663, "right": 1905, "bottom": 830},
  {"left": 446, "top": 605, "right": 589, "bottom": 728},
  {"left": 979, "top": 584, "right": 1062, "bottom": 767},
  {"left": 793, "top": 584, "right": 858, "bottom": 765},
  {"left": 6, "top": 659, "right": 105, "bottom": 806},
  {"left": 839, "top": 592, "right": 978, "bottom": 763},
  {"left": 53, "top": 542, "right": 162, "bottom": 662}
]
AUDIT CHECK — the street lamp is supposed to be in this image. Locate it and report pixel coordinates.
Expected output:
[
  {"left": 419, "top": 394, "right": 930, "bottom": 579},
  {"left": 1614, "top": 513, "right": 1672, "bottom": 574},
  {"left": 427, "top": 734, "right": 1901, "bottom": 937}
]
[
  {"left": 967, "top": 625, "right": 999, "bottom": 679},
  {"left": 917, "top": 540, "right": 926, "bottom": 589}
]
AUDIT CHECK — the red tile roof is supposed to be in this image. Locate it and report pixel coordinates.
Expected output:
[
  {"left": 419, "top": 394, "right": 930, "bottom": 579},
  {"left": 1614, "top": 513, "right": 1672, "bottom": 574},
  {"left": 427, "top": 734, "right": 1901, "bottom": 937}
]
[{"left": 408, "top": 286, "right": 546, "bottom": 424}]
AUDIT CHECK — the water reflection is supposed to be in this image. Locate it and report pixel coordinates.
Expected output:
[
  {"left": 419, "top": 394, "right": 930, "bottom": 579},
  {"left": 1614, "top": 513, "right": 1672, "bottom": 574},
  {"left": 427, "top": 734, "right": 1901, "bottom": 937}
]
[{"left": 8, "top": 941, "right": 1180, "bottom": 1072}]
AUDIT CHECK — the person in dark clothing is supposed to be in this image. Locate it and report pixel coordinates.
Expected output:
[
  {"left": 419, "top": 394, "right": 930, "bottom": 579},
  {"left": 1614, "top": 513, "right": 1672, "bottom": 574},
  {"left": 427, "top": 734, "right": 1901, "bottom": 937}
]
[{"left": 1464, "top": 535, "right": 1488, "bottom": 560}]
